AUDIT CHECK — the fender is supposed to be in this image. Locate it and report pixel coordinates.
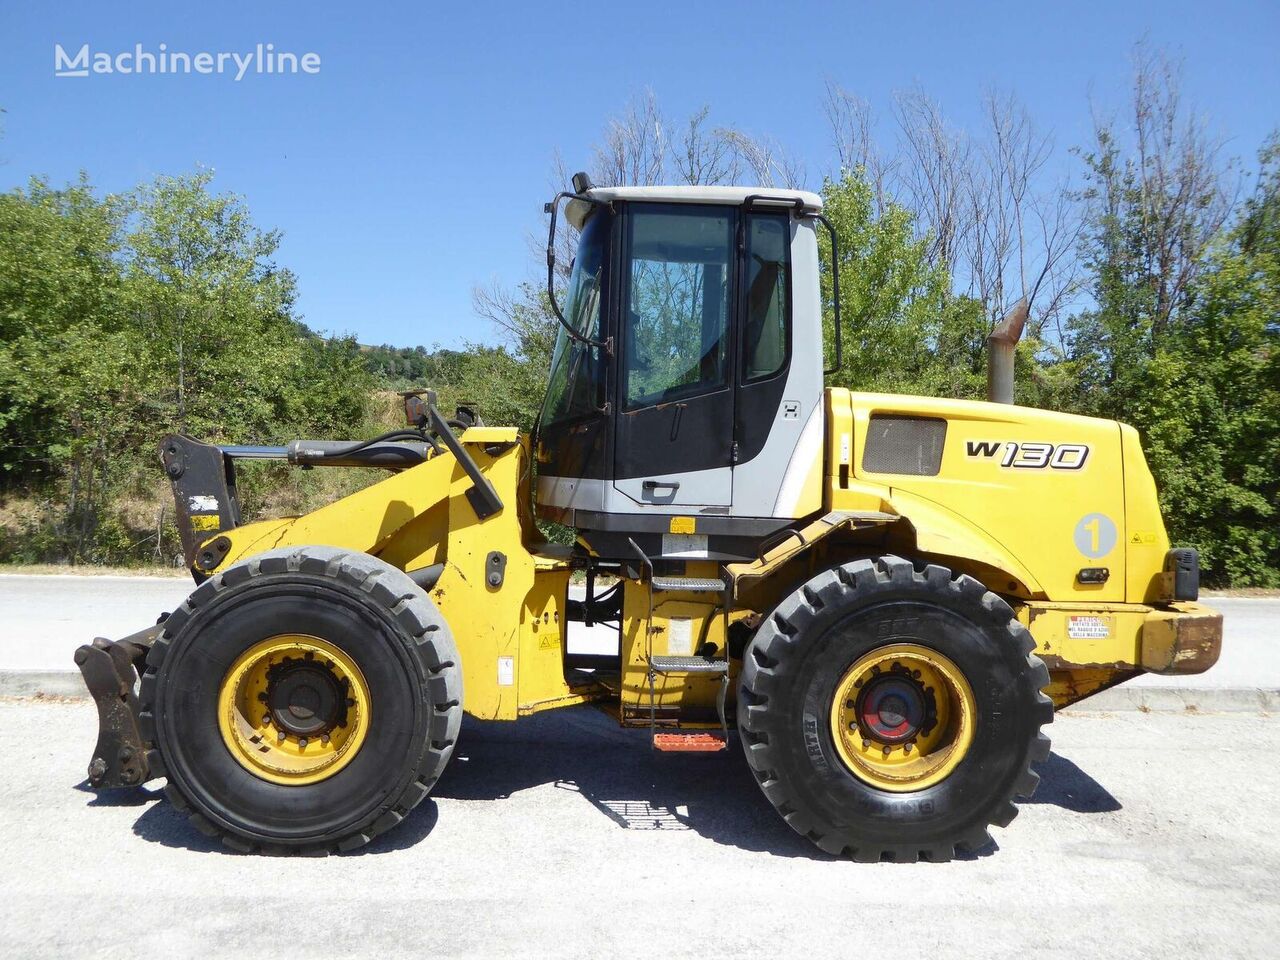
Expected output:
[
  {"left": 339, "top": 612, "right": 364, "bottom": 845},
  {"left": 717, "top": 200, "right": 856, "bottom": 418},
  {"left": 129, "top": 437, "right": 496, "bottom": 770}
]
[{"left": 883, "top": 488, "right": 1044, "bottom": 598}]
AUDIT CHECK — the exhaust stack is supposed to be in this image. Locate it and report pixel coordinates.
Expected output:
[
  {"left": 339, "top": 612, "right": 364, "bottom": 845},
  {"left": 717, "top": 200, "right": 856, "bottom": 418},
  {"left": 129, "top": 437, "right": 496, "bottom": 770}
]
[{"left": 987, "top": 298, "right": 1028, "bottom": 404}]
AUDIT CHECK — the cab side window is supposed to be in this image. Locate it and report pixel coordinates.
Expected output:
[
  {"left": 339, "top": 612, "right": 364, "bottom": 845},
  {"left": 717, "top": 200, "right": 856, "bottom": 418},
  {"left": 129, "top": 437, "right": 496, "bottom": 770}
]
[{"left": 742, "top": 214, "right": 790, "bottom": 381}]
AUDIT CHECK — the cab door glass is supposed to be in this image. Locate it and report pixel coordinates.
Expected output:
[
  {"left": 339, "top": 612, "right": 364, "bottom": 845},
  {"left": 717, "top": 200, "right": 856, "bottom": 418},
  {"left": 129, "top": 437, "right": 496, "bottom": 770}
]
[{"left": 624, "top": 206, "right": 732, "bottom": 409}]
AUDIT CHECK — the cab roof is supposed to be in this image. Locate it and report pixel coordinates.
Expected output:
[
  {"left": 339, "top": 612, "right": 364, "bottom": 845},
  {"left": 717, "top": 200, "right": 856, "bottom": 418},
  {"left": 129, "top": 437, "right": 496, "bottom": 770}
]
[{"left": 566, "top": 185, "right": 822, "bottom": 229}]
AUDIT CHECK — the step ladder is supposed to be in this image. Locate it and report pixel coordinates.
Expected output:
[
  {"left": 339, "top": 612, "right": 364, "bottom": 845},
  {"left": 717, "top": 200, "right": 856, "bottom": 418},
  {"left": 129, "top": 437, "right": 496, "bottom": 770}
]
[{"left": 629, "top": 540, "right": 731, "bottom": 753}]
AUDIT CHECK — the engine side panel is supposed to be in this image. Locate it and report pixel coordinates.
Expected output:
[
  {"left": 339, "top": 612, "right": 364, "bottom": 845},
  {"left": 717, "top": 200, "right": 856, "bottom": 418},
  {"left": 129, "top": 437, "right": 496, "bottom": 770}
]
[{"left": 827, "top": 389, "right": 1144, "bottom": 602}]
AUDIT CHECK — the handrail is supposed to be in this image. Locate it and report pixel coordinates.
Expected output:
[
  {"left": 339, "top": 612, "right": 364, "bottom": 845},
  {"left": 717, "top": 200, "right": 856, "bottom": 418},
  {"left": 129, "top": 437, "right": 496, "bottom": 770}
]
[{"left": 812, "top": 212, "right": 843, "bottom": 376}]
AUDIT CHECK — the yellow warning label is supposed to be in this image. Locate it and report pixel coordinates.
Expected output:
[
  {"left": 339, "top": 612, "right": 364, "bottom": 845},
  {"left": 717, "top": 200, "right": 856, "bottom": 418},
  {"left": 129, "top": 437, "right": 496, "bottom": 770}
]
[
  {"left": 669, "top": 516, "right": 696, "bottom": 535},
  {"left": 1129, "top": 531, "right": 1158, "bottom": 544},
  {"left": 191, "top": 515, "right": 220, "bottom": 532}
]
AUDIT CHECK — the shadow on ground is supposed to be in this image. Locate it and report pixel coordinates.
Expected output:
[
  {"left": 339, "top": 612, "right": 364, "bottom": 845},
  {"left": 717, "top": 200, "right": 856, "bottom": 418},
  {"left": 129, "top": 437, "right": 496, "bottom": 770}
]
[
  {"left": 110, "top": 705, "right": 1119, "bottom": 858},
  {"left": 1027, "top": 751, "right": 1122, "bottom": 813}
]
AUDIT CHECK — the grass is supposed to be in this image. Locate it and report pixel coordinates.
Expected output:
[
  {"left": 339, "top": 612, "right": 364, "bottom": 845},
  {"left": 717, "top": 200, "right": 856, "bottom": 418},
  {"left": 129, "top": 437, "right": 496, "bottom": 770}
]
[
  {"left": 0, "top": 563, "right": 187, "bottom": 577},
  {"left": 1201, "top": 587, "right": 1280, "bottom": 598}
]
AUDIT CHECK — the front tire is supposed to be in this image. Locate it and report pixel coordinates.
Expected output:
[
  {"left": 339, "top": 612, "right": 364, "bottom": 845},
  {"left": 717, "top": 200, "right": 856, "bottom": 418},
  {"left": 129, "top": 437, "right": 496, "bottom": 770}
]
[
  {"left": 738, "top": 556, "right": 1051, "bottom": 862},
  {"left": 139, "top": 546, "right": 462, "bottom": 854}
]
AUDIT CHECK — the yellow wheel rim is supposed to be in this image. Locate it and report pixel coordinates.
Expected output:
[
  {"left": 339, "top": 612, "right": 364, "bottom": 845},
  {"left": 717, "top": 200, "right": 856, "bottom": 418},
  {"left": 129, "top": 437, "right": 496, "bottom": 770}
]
[
  {"left": 217, "top": 635, "right": 371, "bottom": 786},
  {"left": 829, "top": 643, "right": 975, "bottom": 793}
]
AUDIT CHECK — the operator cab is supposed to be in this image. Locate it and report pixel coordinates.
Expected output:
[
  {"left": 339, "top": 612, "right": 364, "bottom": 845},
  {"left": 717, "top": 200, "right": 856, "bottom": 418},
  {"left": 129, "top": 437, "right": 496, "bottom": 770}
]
[{"left": 536, "top": 175, "right": 835, "bottom": 561}]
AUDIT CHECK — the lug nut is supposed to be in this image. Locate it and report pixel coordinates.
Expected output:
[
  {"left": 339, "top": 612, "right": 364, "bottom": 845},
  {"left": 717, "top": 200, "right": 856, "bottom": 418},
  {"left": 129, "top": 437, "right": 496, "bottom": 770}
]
[
  {"left": 882, "top": 745, "right": 892, "bottom": 757},
  {"left": 845, "top": 699, "right": 855, "bottom": 708},
  {"left": 321, "top": 734, "right": 330, "bottom": 744},
  {"left": 277, "top": 730, "right": 286, "bottom": 741},
  {"left": 861, "top": 738, "right": 871, "bottom": 748},
  {"left": 262, "top": 715, "right": 271, "bottom": 726},
  {"left": 298, "top": 738, "right": 309, "bottom": 748}
]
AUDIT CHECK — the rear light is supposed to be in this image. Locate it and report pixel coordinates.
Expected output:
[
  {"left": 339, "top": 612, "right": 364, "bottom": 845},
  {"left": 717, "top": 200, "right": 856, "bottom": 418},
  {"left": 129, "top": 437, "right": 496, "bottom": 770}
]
[{"left": 1162, "top": 548, "right": 1200, "bottom": 601}]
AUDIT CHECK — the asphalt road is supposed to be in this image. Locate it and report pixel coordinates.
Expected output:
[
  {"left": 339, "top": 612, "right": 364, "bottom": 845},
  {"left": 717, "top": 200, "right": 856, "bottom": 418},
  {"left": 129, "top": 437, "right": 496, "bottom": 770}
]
[{"left": 0, "top": 701, "right": 1276, "bottom": 959}]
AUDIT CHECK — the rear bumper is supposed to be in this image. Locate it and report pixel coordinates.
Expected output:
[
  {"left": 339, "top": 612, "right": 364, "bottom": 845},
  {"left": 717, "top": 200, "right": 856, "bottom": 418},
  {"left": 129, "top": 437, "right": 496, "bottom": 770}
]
[{"left": 1140, "top": 602, "right": 1223, "bottom": 675}]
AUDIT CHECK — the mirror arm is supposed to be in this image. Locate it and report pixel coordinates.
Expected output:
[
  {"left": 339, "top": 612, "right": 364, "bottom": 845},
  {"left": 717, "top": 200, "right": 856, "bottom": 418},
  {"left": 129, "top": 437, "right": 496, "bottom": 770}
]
[{"left": 545, "top": 191, "right": 613, "bottom": 354}]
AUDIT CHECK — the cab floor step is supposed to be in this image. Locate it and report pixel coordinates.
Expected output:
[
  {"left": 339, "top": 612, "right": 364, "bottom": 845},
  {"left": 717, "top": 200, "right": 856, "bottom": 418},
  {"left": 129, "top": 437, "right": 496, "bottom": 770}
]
[
  {"left": 651, "top": 576, "right": 724, "bottom": 593},
  {"left": 653, "top": 731, "right": 728, "bottom": 752},
  {"left": 649, "top": 656, "right": 729, "bottom": 674}
]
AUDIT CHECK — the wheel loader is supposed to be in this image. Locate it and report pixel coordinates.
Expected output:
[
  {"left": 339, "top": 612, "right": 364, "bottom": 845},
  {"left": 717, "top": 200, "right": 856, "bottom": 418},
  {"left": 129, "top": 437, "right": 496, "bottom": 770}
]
[{"left": 76, "top": 173, "right": 1223, "bottom": 861}]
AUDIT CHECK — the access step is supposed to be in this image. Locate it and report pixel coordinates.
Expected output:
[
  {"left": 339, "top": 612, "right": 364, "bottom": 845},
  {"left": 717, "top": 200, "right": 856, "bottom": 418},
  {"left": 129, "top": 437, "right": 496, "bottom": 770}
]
[
  {"left": 651, "top": 576, "right": 724, "bottom": 593},
  {"left": 649, "top": 656, "right": 729, "bottom": 675},
  {"left": 653, "top": 731, "right": 728, "bottom": 752}
]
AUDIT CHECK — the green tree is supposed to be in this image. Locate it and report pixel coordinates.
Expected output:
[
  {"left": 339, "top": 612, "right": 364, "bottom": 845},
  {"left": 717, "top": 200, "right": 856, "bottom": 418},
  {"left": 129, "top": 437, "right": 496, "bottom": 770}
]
[
  {"left": 123, "top": 172, "right": 368, "bottom": 443},
  {"left": 819, "top": 169, "right": 988, "bottom": 399},
  {"left": 1138, "top": 137, "right": 1280, "bottom": 584},
  {"left": 0, "top": 171, "right": 373, "bottom": 563}
]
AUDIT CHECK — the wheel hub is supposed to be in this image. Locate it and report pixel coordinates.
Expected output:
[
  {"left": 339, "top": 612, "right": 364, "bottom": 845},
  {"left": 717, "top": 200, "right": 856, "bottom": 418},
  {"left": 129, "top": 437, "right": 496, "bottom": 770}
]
[
  {"left": 267, "top": 658, "right": 346, "bottom": 737},
  {"left": 217, "top": 635, "right": 370, "bottom": 786},
  {"left": 858, "top": 676, "right": 928, "bottom": 744},
  {"left": 830, "top": 643, "right": 975, "bottom": 793}
]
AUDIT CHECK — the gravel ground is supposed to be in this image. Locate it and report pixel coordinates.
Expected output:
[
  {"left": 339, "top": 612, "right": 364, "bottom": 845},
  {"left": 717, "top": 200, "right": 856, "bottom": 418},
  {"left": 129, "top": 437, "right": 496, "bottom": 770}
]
[{"left": 0, "top": 700, "right": 1276, "bottom": 959}]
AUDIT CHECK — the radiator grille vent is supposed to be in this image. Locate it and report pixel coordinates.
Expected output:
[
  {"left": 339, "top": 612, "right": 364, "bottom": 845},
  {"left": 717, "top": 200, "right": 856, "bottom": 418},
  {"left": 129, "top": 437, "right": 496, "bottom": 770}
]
[{"left": 862, "top": 415, "right": 947, "bottom": 476}]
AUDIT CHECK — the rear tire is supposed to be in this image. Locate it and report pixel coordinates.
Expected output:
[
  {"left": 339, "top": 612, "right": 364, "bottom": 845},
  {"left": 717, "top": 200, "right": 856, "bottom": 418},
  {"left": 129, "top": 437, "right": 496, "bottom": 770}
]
[
  {"left": 138, "top": 546, "right": 462, "bottom": 854},
  {"left": 738, "top": 555, "right": 1051, "bottom": 862}
]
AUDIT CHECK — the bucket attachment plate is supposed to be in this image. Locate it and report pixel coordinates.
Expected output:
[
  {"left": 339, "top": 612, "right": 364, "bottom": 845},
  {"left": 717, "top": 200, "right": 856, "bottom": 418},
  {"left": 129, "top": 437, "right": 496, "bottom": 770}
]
[{"left": 75, "top": 626, "right": 162, "bottom": 789}]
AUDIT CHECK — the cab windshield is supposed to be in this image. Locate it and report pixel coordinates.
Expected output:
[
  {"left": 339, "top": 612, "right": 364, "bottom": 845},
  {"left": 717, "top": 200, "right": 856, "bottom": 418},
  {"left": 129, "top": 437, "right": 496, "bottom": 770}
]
[{"left": 539, "top": 209, "right": 610, "bottom": 426}]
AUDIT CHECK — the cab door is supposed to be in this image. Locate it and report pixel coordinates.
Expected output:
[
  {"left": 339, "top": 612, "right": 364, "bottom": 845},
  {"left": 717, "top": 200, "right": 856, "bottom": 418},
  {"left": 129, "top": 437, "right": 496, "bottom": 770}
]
[{"left": 612, "top": 203, "right": 735, "bottom": 507}]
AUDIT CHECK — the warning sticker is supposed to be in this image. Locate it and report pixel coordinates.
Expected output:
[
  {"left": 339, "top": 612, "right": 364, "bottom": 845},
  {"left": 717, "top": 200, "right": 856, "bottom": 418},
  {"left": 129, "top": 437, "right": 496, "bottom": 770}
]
[
  {"left": 1067, "top": 616, "right": 1111, "bottom": 640},
  {"left": 497, "top": 656, "right": 514, "bottom": 686},
  {"left": 668, "top": 516, "right": 696, "bottom": 535},
  {"left": 666, "top": 617, "right": 694, "bottom": 656}
]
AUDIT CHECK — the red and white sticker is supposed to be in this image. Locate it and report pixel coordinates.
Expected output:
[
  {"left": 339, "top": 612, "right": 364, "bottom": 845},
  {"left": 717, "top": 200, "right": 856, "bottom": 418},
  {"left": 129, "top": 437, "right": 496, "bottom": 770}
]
[{"left": 1067, "top": 615, "right": 1111, "bottom": 640}]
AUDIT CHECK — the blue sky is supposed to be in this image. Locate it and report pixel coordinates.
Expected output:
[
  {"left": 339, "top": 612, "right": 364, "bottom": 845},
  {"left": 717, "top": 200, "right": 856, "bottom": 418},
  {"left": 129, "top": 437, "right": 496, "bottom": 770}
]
[{"left": 1, "top": 1, "right": 1277, "bottom": 350}]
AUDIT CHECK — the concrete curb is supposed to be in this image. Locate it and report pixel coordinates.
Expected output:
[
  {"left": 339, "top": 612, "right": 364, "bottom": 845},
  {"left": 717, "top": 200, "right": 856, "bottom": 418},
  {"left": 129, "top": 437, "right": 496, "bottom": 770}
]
[
  {"left": 3, "top": 668, "right": 1277, "bottom": 713},
  {"left": 1067, "top": 685, "right": 1280, "bottom": 714}
]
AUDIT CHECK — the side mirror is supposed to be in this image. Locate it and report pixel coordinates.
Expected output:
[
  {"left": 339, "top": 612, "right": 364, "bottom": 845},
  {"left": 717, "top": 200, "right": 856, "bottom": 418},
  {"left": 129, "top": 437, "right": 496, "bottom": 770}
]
[{"left": 400, "top": 389, "right": 436, "bottom": 429}]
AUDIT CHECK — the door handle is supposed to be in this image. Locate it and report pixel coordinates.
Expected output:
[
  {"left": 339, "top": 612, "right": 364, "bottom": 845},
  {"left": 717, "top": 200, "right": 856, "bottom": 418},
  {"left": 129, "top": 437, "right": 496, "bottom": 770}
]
[{"left": 642, "top": 480, "right": 680, "bottom": 492}]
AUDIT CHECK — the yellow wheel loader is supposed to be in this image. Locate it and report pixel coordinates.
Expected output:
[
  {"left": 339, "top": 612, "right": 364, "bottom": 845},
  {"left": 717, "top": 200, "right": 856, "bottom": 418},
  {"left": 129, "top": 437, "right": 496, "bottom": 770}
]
[{"left": 76, "top": 174, "right": 1222, "bottom": 860}]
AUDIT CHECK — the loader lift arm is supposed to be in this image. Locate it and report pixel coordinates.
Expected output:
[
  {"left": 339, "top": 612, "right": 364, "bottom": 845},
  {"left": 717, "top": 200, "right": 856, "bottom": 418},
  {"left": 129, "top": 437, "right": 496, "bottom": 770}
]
[{"left": 161, "top": 391, "right": 503, "bottom": 573}]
